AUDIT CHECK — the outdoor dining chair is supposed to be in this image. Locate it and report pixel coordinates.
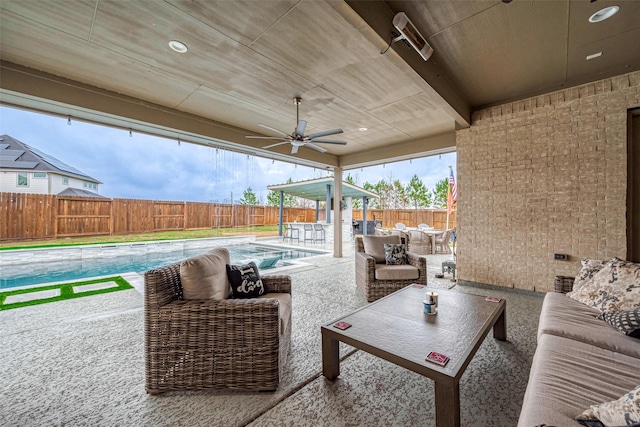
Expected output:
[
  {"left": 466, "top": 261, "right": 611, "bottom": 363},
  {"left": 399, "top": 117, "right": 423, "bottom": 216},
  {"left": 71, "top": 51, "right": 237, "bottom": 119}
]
[{"left": 314, "top": 223, "right": 326, "bottom": 243}]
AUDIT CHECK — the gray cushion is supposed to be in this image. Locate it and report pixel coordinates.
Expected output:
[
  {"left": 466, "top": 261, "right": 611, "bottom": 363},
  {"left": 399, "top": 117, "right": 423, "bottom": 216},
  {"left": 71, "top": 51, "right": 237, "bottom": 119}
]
[
  {"left": 374, "top": 264, "right": 419, "bottom": 281},
  {"left": 517, "top": 334, "right": 640, "bottom": 427},
  {"left": 256, "top": 292, "right": 292, "bottom": 336},
  {"left": 180, "top": 248, "right": 231, "bottom": 300},
  {"left": 362, "top": 235, "right": 401, "bottom": 263},
  {"left": 538, "top": 292, "right": 640, "bottom": 358}
]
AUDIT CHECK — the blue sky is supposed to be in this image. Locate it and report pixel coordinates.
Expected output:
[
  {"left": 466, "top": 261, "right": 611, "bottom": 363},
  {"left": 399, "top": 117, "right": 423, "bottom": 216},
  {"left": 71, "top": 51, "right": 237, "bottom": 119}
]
[{"left": 0, "top": 106, "right": 456, "bottom": 203}]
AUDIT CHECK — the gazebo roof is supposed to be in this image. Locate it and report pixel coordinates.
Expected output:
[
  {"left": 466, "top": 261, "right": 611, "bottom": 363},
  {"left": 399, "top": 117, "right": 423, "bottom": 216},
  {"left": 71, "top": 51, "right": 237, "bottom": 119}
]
[{"left": 267, "top": 177, "right": 378, "bottom": 201}]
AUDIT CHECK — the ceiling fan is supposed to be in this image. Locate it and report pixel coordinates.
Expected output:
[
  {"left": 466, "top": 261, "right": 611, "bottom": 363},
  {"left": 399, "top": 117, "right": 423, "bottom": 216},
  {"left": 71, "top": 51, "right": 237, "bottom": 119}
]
[{"left": 246, "top": 97, "right": 347, "bottom": 154}]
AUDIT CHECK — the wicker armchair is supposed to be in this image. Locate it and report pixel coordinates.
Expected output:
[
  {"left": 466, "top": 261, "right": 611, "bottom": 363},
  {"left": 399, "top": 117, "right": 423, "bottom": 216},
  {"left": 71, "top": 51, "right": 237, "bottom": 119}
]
[
  {"left": 144, "top": 262, "right": 292, "bottom": 394},
  {"left": 355, "top": 235, "right": 427, "bottom": 302},
  {"left": 407, "top": 229, "right": 432, "bottom": 255},
  {"left": 434, "top": 229, "right": 454, "bottom": 254}
]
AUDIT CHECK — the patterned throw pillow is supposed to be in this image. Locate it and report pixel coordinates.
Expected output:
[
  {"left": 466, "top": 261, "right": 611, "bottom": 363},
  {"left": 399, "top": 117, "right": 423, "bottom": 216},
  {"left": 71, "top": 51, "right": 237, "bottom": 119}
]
[
  {"left": 567, "top": 258, "right": 609, "bottom": 297},
  {"left": 577, "top": 385, "right": 640, "bottom": 427},
  {"left": 598, "top": 307, "right": 640, "bottom": 338},
  {"left": 383, "top": 243, "right": 408, "bottom": 265},
  {"left": 226, "top": 262, "right": 264, "bottom": 298},
  {"left": 568, "top": 257, "right": 640, "bottom": 312}
]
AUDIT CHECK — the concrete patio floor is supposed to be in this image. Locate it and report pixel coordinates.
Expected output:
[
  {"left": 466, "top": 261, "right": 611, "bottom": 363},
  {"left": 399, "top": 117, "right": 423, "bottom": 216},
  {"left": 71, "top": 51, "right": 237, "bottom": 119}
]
[{"left": 0, "top": 237, "right": 543, "bottom": 426}]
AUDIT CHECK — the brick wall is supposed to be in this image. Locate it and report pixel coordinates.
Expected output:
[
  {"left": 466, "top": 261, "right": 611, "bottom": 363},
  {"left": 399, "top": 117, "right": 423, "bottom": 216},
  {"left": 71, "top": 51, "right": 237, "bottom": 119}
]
[{"left": 456, "top": 71, "right": 640, "bottom": 292}]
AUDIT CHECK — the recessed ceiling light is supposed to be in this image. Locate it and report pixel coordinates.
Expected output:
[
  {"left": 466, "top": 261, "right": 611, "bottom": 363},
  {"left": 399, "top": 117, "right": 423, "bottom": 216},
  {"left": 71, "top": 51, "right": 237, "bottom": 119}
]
[
  {"left": 168, "top": 40, "right": 188, "bottom": 53},
  {"left": 589, "top": 6, "right": 619, "bottom": 23},
  {"left": 358, "top": 127, "right": 368, "bottom": 132},
  {"left": 586, "top": 52, "right": 603, "bottom": 60}
]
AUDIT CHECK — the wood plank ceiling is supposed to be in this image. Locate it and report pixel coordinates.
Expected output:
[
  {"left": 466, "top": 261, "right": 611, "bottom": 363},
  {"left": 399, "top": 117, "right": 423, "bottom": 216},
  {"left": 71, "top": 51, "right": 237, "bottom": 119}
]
[{"left": 1, "top": 0, "right": 639, "bottom": 169}]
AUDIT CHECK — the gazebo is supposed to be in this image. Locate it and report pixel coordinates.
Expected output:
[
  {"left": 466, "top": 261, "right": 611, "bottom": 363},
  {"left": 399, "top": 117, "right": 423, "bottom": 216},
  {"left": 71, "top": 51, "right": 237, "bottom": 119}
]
[{"left": 267, "top": 177, "right": 378, "bottom": 239}]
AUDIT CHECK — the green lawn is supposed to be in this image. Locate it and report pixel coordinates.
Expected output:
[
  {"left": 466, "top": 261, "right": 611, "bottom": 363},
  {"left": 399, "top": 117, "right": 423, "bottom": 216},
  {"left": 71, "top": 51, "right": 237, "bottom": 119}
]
[{"left": 0, "top": 226, "right": 279, "bottom": 251}]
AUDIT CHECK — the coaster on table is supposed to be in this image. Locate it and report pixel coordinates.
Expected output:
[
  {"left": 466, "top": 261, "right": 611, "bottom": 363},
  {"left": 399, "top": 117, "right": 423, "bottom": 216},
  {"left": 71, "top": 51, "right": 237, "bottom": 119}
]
[
  {"left": 333, "top": 321, "right": 352, "bottom": 330},
  {"left": 485, "top": 296, "right": 501, "bottom": 303},
  {"left": 425, "top": 351, "right": 450, "bottom": 366}
]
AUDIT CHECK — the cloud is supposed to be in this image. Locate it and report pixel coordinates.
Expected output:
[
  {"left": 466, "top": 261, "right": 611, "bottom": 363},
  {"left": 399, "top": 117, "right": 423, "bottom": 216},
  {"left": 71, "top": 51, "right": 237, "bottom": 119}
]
[{"left": 1, "top": 106, "right": 457, "bottom": 202}]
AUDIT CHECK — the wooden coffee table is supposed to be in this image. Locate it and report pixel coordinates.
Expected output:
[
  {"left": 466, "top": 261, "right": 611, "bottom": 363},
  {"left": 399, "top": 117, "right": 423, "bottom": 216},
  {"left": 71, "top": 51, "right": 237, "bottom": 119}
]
[{"left": 321, "top": 285, "right": 506, "bottom": 427}]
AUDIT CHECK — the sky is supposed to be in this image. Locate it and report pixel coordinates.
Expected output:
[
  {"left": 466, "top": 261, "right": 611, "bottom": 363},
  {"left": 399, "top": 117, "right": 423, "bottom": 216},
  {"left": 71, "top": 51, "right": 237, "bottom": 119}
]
[{"left": 0, "top": 106, "right": 456, "bottom": 203}]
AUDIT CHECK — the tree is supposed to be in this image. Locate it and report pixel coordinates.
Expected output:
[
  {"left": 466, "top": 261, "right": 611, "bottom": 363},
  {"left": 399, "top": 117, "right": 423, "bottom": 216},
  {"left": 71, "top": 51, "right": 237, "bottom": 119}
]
[
  {"left": 239, "top": 187, "right": 259, "bottom": 205},
  {"left": 432, "top": 178, "right": 450, "bottom": 208},
  {"left": 265, "top": 178, "right": 297, "bottom": 207},
  {"left": 390, "top": 179, "right": 409, "bottom": 209},
  {"left": 406, "top": 174, "right": 431, "bottom": 209},
  {"left": 346, "top": 174, "right": 361, "bottom": 209}
]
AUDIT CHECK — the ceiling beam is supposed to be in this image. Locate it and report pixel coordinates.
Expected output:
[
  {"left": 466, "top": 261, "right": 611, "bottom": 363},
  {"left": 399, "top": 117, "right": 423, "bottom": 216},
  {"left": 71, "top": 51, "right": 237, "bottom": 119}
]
[
  {"left": 339, "top": 131, "right": 455, "bottom": 170},
  {"left": 0, "top": 61, "right": 339, "bottom": 170},
  {"left": 342, "top": 0, "right": 472, "bottom": 127}
]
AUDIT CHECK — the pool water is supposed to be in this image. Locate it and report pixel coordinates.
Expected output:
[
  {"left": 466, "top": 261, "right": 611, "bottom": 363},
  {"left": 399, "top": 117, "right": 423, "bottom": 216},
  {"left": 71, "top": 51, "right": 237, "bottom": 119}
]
[{"left": 0, "top": 244, "right": 325, "bottom": 290}]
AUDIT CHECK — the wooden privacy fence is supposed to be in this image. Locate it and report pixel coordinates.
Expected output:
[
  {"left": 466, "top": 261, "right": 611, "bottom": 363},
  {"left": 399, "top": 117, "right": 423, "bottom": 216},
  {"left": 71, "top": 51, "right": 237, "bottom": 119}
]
[
  {"left": 352, "top": 209, "right": 456, "bottom": 231},
  {"left": 0, "top": 192, "right": 455, "bottom": 241}
]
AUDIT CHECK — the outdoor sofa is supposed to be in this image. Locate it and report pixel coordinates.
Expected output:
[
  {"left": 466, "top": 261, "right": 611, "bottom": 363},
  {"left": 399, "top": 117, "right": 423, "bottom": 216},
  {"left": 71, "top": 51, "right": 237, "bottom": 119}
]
[{"left": 518, "top": 258, "right": 640, "bottom": 427}]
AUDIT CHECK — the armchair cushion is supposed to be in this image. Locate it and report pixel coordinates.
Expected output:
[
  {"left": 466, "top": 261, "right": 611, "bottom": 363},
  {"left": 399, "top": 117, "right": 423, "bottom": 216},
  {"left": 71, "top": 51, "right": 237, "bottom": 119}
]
[
  {"left": 227, "top": 261, "right": 265, "bottom": 298},
  {"left": 384, "top": 243, "right": 408, "bottom": 265},
  {"left": 257, "top": 292, "right": 292, "bottom": 335},
  {"left": 374, "top": 264, "right": 420, "bottom": 281},
  {"left": 180, "top": 247, "right": 231, "bottom": 300},
  {"left": 362, "top": 235, "right": 401, "bottom": 263}
]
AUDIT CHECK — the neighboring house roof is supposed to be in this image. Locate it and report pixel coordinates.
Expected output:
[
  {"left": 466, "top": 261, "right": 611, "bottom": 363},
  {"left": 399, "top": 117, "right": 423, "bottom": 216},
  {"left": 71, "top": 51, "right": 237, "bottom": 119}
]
[
  {"left": 0, "top": 134, "right": 101, "bottom": 184},
  {"left": 57, "top": 187, "right": 108, "bottom": 198}
]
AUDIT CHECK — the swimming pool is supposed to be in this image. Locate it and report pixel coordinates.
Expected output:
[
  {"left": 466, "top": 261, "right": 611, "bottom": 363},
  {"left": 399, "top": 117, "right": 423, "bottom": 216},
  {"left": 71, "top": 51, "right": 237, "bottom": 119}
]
[{"left": 0, "top": 242, "right": 327, "bottom": 290}]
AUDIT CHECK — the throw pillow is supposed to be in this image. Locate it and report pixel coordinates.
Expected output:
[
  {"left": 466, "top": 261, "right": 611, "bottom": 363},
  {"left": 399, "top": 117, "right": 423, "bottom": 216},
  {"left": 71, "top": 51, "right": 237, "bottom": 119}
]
[
  {"left": 568, "top": 257, "right": 640, "bottom": 312},
  {"left": 598, "top": 307, "right": 640, "bottom": 338},
  {"left": 180, "top": 247, "right": 231, "bottom": 300},
  {"left": 362, "top": 235, "right": 401, "bottom": 263},
  {"left": 576, "top": 385, "right": 640, "bottom": 427},
  {"left": 567, "top": 258, "right": 609, "bottom": 297},
  {"left": 384, "top": 243, "right": 408, "bottom": 265},
  {"left": 226, "top": 261, "right": 264, "bottom": 298}
]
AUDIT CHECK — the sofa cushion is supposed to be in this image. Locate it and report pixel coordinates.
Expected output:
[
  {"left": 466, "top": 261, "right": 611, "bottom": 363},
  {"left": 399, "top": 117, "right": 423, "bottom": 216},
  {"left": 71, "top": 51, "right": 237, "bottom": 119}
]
[
  {"left": 517, "top": 334, "right": 640, "bottom": 427},
  {"left": 180, "top": 247, "right": 231, "bottom": 300},
  {"left": 256, "top": 292, "right": 292, "bottom": 336},
  {"left": 374, "top": 264, "right": 419, "bottom": 281},
  {"left": 576, "top": 385, "right": 640, "bottom": 427},
  {"left": 567, "top": 258, "right": 609, "bottom": 297},
  {"left": 227, "top": 261, "right": 265, "bottom": 298},
  {"left": 569, "top": 257, "right": 640, "bottom": 312},
  {"left": 598, "top": 307, "right": 640, "bottom": 338},
  {"left": 384, "top": 243, "right": 408, "bottom": 265},
  {"left": 362, "top": 235, "right": 401, "bottom": 263},
  {"left": 538, "top": 292, "right": 640, "bottom": 358}
]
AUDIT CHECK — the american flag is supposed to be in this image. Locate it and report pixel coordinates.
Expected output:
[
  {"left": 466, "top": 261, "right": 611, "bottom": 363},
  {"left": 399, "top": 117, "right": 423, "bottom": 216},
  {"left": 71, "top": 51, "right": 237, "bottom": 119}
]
[{"left": 449, "top": 168, "right": 457, "bottom": 201}]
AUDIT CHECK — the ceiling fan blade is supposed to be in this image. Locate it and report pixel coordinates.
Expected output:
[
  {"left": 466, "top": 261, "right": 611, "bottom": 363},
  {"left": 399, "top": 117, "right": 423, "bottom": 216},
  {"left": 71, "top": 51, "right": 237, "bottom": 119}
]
[
  {"left": 262, "top": 141, "right": 291, "bottom": 149},
  {"left": 309, "top": 138, "right": 347, "bottom": 145},
  {"left": 258, "top": 123, "right": 290, "bottom": 137},
  {"left": 291, "top": 144, "right": 299, "bottom": 154},
  {"left": 245, "top": 136, "right": 288, "bottom": 140},
  {"left": 296, "top": 120, "right": 307, "bottom": 137},
  {"left": 305, "top": 142, "right": 327, "bottom": 153},
  {"left": 307, "top": 128, "right": 343, "bottom": 139}
]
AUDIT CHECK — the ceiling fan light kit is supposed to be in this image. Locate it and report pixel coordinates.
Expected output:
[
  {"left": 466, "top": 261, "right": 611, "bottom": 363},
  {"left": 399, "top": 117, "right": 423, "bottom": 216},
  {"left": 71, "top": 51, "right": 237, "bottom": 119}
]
[{"left": 245, "top": 97, "right": 347, "bottom": 155}]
